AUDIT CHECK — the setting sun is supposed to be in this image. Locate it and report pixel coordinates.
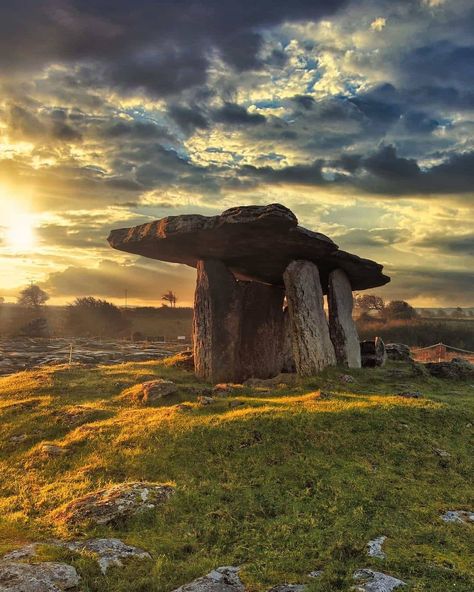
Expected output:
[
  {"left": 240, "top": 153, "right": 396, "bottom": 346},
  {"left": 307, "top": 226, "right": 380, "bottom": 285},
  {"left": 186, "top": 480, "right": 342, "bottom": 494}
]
[{"left": 5, "top": 212, "right": 36, "bottom": 252}]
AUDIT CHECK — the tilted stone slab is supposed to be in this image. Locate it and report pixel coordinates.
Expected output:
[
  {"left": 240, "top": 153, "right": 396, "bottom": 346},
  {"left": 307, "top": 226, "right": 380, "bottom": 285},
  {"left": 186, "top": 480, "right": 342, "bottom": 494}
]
[
  {"left": 108, "top": 204, "right": 390, "bottom": 291},
  {"left": 328, "top": 268, "right": 361, "bottom": 368},
  {"left": 283, "top": 260, "right": 336, "bottom": 376}
]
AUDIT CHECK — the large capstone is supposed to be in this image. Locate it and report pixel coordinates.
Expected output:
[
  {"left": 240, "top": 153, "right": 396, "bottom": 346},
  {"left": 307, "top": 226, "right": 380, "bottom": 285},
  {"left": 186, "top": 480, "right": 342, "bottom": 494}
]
[
  {"left": 283, "top": 260, "right": 336, "bottom": 376},
  {"left": 328, "top": 268, "right": 361, "bottom": 368},
  {"left": 108, "top": 204, "right": 390, "bottom": 291}
]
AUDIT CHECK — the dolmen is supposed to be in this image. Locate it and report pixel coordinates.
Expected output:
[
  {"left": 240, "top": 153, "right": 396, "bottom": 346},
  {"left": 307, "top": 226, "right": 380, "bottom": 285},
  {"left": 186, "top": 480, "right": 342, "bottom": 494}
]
[{"left": 108, "top": 204, "right": 390, "bottom": 383}]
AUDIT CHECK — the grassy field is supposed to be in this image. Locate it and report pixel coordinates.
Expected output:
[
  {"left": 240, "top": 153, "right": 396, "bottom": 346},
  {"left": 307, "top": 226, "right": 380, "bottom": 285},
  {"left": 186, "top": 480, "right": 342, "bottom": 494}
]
[{"left": 0, "top": 359, "right": 472, "bottom": 591}]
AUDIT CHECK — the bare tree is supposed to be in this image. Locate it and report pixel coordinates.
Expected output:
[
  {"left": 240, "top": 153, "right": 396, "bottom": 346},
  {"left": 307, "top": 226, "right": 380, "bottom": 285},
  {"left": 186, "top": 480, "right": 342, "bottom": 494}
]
[
  {"left": 162, "top": 290, "right": 177, "bottom": 308},
  {"left": 17, "top": 284, "right": 49, "bottom": 308}
]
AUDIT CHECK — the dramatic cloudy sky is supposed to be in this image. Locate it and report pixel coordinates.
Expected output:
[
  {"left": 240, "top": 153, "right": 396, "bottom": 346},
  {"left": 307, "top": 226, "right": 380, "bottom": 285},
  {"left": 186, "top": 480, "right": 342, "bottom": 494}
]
[{"left": 0, "top": 0, "right": 473, "bottom": 306}]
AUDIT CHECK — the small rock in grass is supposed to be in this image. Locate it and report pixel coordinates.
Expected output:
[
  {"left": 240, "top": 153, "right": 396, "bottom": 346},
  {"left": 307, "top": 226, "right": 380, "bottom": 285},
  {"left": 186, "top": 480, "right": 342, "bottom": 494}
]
[
  {"left": 308, "top": 570, "right": 323, "bottom": 578},
  {"left": 367, "top": 536, "right": 387, "bottom": 559},
  {"left": 213, "top": 383, "right": 245, "bottom": 394},
  {"left": 172, "top": 566, "right": 244, "bottom": 592},
  {"left": 318, "top": 391, "right": 332, "bottom": 400},
  {"left": 434, "top": 448, "right": 451, "bottom": 458},
  {"left": 397, "top": 391, "right": 422, "bottom": 399},
  {"left": 244, "top": 373, "right": 298, "bottom": 389},
  {"left": 176, "top": 403, "right": 192, "bottom": 412},
  {"left": 339, "top": 374, "right": 355, "bottom": 384},
  {"left": 229, "top": 400, "right": 244, "bottom": 408},
  {"left": 268, "top": 586, "right": 306, "bottom": 592},
  {"left": 0, "top": 561, "right": 80, "bottom": 591},
  {"left": 198, "top": 396, "right": 215, "bottom": 406},
  {"left": 62, "top": 538, "right": 151, "bottom": 574},
  {"left": 141, "top": 379, "right": 178, "bottom": 402},
  {"left": 54, "top": 482, "right": 174, "bottom": 526},
  {"left": 10, "top": 434, "right": 28, "bottom": 443},
  {"left": 353, "top": 568, "right": 405, "bottom": 591},
  {"left": 441, "top": 510, "right": 474, "bottom": 524},
  {"left": 40, "top": 444, "right": 69, "bottom": 457}
]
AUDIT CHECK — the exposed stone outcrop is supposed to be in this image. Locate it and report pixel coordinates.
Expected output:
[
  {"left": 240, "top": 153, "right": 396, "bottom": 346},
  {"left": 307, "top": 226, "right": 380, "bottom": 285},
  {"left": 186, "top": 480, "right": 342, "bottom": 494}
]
[
  {"left": 385, "top": 344, "right": 412, "bottom": 362},
  {"left": 172, "top": 566, "right": 244, "bottom": 592},
  {"left": 360, "top": 338, "right": 387, "bottom": 368},
  {"left": 0, "top": 561, "right": 79, "bottom": 592},
  {"left": 283, "top": 261, "right": 336, "bottom": 376},
  {"left": 54, "top": 482, "right": 174, "bottom": 526},
  {"left": 353, "top": 569, "right": 405, "bottom": 591},
  {"left": 328, "top": 268, "right": 361, "bottom": 368},
  {"left": 108, "top": 204, "right": 390, "bottom": 291},
  {"left": 425, "top": 358, "right": 474, "bottom": 379}
]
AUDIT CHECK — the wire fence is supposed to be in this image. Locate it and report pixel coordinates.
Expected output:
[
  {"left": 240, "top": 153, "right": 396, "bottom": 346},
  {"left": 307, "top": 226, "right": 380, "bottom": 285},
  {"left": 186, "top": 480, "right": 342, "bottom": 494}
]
[{"left": 411, "top": 343, "right": 474, "bottom": 363}]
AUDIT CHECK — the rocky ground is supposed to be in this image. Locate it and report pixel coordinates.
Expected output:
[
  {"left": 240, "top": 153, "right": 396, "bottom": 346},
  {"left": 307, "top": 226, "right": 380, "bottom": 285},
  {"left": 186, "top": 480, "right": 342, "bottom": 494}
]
[{"left": 0, "top": 338, "right": 189, "bottom": 375}]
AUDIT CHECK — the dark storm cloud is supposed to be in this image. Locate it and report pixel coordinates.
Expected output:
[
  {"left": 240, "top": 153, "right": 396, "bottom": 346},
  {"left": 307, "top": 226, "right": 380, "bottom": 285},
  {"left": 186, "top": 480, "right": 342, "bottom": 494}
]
[
  {"left": 292, "top": 95, "right": 315, "bottom": 110},
  {"left": 415, "top": 233, "right": 474, "bottom": 257},
  {"left": 7, "top": 103, "right": 83, "bottom": 143},
  {"left": 0, "top": 0, "right": 348, "bottom": 97},
  {"left": 168, "top": 105, "right": 209, "bottom": 133},
  {"left": 242, "top": 160, "right": 325, "bottom": 185},
  {"left": 213, "top": 103, "right": 266, "bottom": 126}
]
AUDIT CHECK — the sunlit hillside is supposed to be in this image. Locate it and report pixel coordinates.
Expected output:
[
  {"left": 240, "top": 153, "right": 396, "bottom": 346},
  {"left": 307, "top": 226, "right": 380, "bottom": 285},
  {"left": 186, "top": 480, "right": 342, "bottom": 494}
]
[{"left": 0, "top": 358, "right": 472, "bottom": 591}]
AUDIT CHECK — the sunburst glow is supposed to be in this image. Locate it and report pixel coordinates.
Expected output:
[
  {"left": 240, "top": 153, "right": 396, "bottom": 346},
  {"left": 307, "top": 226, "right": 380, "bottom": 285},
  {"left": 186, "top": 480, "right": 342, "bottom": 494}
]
[{"left": 4, "top": 212, "right": 36, "bottom": 252}]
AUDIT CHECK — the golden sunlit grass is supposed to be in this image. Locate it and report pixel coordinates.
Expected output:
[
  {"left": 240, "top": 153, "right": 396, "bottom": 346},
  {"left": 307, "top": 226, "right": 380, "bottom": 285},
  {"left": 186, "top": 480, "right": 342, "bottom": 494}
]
[{"left": 0, "top": 360, "right": 472, "bottom": 591}]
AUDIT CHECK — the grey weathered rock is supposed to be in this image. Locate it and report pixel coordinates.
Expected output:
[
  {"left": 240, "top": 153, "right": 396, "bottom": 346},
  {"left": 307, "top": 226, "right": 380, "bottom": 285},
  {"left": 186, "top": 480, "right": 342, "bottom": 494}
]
[
  {"left": 308, "top": 570, "right": 323, "bottom": 578},
  {"left": 360, "top": 338, "right": 387, "bottom": 368},
  {"left": 172, "top": 566, "right": 244, "bottom": 592},
  {"left": 197, "top": 396, "right": 215, "bottom": 406},
  {"left": 141, "top": 379, "right": 178, "bottom": 402},
  {"left": 108, "top": 204, "right": 389, "bottom": 291},
  {"left": 425, "top": 358, "right": 474, "bottom": 380},
  {"left": 397, "top": 391, "right": 422, "bottom": 399},
  {"left": 54, "top": 482, "right": 174, "bottom": 526},
  {"left": 385, "top": 344, "right": 412, "bottom": 362},
  {"left": 441, "top": 510, "right": 474, "bottom": 524},
  {"left": 62, "top": 538, "right": 151, "bottom": 574},
  {"left": 2, "top": 539, "right": 151, "bottom": 575},
  {"left": 193, "top": 259, "right": 288, "bottom": 383},
  {"left": 268, "top": 586, "right": 305, "bottom": 592},
  {"left": 353, "top": 569, "right": 405, "bottom": 591},
  {"left": 283, "top": 261, "right": 336, "bottom": 376},
  {"left": 367, "top": 536, "right": 387, "bottom": 559},
  {"left": 244, "top": 373, "right": 298, "bottom": 389},
  {"left": 328, "top": 269, "right": 361, "bottom": 368},
  {"left": 0, "top": 561, "right": 79, "bottom": 592}
]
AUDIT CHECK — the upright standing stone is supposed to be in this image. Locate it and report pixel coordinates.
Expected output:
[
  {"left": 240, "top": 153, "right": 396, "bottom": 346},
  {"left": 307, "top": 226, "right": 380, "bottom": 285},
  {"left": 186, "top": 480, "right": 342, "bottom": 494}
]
[
  {"left": 239, "top": 282, "right": 287, "bottom": 380},
  {"left": 193, "top": 260, "right": 288, "bottom": 383},
  {"left": 328, "top": 268, "right": 361, "bottom": 368},
  {"left": 283, "top": 260, "right": 336, "bottom": 376},
  {"left": 193, "top": 260, "right": 241, "bottom": 383}
]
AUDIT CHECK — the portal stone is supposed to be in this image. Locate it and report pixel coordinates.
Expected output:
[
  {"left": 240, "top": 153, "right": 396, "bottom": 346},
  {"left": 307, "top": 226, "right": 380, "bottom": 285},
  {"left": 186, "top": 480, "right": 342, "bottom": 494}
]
[
  {"left": 193, "top": 259, "right": 287, "bottom": 383},
  {"left": 328, "top": 268, "right": 361, "bottom": 368},
  {"left": 283, "top": 260, "right": 336, "bottom": 376}
]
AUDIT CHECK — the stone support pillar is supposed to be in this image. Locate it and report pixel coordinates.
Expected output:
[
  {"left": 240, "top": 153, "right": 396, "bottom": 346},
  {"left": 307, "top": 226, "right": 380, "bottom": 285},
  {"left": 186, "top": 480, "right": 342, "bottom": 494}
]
[
  {"left": 283, "top": 260, "right": 336, "bottom": 376},
  {"left": 193, "top": 259, "right": 289, "bottom": 383},
  {"left": 327, "top": 268, "right": 361, "bottom": 368}
]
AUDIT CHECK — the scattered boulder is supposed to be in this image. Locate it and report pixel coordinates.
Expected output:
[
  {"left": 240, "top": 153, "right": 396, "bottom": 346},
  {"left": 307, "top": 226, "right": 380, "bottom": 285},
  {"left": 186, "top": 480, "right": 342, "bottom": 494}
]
[
  {"left": 268, "top": 584, "right": 306, "bottom": 592},
  {"left": 385, "top": 344, "right": 412, "bottom": 362},
  {"left": 268, "top": 586, "right": 305, "bottom": 592},
  {"left": 244, "top": 373, "right": 298, "bottom": 389},
  {"left": 397, "top": 391, "right": 422, "bottom": 399},
  {"left": 213, "top": 384, "right": 245, "bottom": 394},
  {"left": 54, "top": 482, "right": 174, "bottom": 526},
  {"left": 367, "top": 536, "right": 386, "bottom": 559},
  {"left": 425, "top": 358, "right": 474, "bottom": 380},
  {"left": 339, "top": 374, "right": 355, "bottom": 384},
  {"left": 441, "top": 510, "right": 474, "bottom": 524},
  {"left": 353, "top": 569, "right": 405, "bottom": 591},
  {"left": 39, "top": 444, "right": 69, "bottom": 457},
  {"left": 308, "top": 570, "right": 323, "bottom": 578},
  {"left": 165, "top": 350, "right": 194, "bottom": 370},
  {"left": 141, "top": 379, "right": 179, "bottom": 402},
  {"left": 0, "top": 561, "right": 79, "bottom": 592},
  {"left": 229, "top": 400, "right": 245, "bottom": 408},
  {"left": 172, "top": 566, "right": 244, "bottom": 592},
  {"left": 197, "top": 396, "right": 215, "bottom": 406},
  {"left": 434, "top": 448, "right": 451, "bottom": 458},
  {"left": 360, "top": 338, "right": 387, "bottom": 368}
]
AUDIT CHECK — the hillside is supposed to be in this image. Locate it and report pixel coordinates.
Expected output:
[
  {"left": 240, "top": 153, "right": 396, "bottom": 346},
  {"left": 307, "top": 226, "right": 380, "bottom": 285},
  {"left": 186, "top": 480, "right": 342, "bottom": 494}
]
[{"left": 0, "top": 358, "right": 472, "bottom": 591}]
